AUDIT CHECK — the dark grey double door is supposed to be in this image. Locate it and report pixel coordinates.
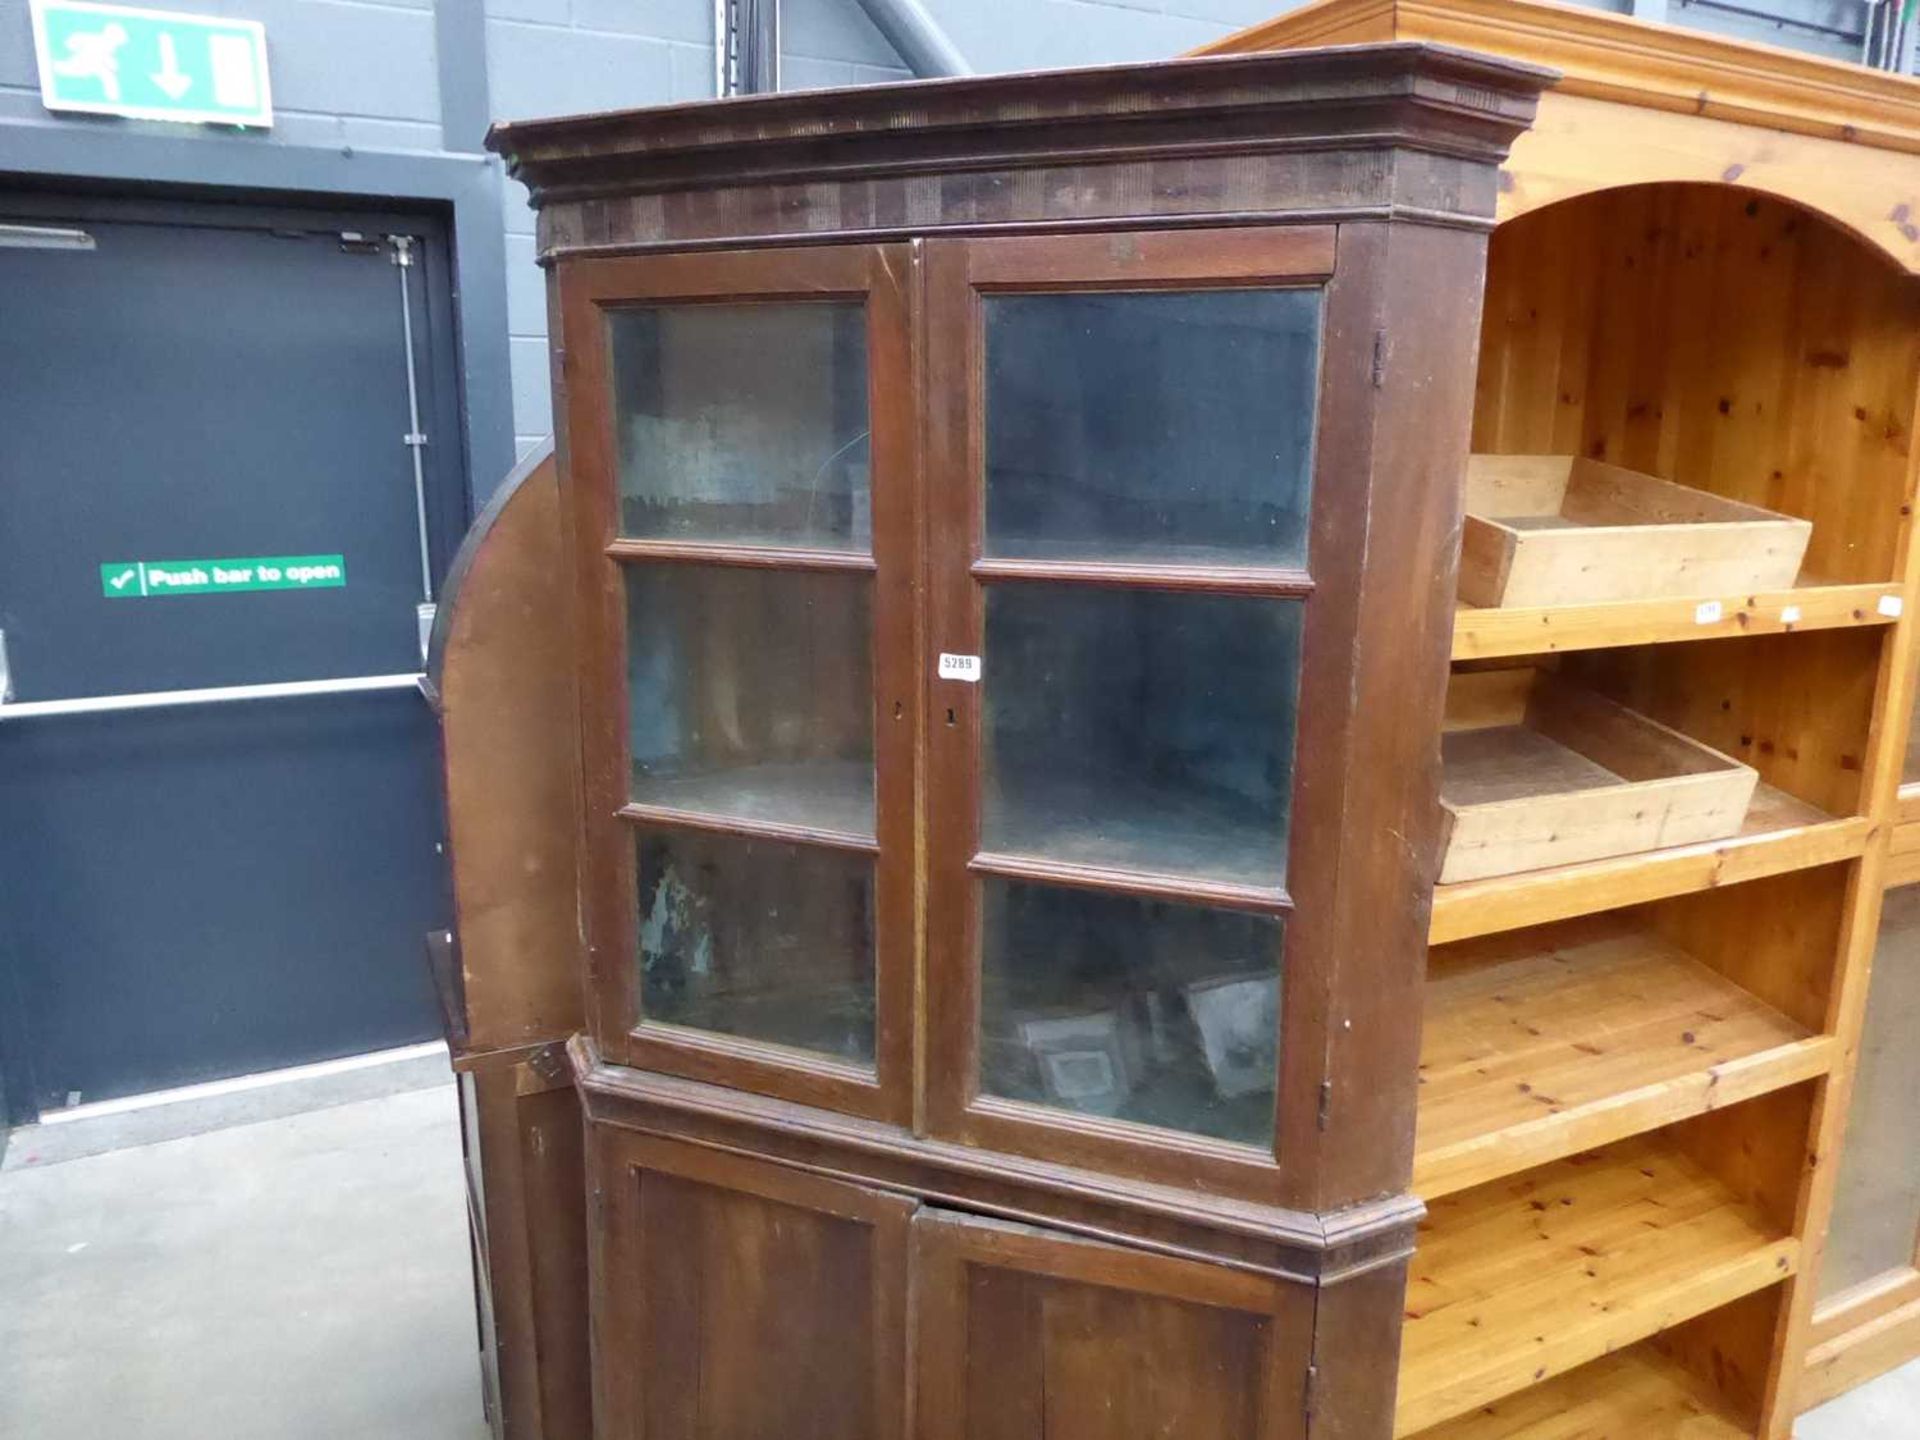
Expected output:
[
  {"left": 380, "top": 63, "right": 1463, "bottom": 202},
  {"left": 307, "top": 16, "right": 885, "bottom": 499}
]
[{"left": 0, "top": 192, "right": 468, "bottom": 1121}]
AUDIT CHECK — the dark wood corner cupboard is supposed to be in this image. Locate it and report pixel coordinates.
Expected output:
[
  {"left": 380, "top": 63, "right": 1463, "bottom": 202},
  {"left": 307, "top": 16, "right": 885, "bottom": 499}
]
[{"left": 486, "top": 46, "right": 1549, "bottom": 1440}]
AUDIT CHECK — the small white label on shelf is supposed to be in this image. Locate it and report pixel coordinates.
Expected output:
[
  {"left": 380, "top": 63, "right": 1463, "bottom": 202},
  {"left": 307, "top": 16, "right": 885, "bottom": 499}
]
[
  {"left": 1694, "top": 600, "right": 1723, "bottom": 625},
  {"left": 1879, "top": 595, "right": 1904, "bottom": 618},
  {"left": 937, "top": 652, "right": 982, "bottom": 683},
  {"left": 1780, "top": 605, "right": 1803, "bottom": 626}
]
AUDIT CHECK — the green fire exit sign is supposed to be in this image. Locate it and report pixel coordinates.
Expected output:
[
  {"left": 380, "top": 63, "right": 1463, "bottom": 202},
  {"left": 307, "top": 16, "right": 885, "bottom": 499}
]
[
  {"left": 30, "top": 0, "right": 272, "bottom": 128},
  {"left": 100, "top": 556, "right": 346, "bottom": 598}
]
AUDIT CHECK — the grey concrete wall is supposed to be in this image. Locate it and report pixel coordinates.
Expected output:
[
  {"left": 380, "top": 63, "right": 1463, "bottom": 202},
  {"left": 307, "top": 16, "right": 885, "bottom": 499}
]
[{"left": 486, "top": 0, "right": 930, "bottom": 458}]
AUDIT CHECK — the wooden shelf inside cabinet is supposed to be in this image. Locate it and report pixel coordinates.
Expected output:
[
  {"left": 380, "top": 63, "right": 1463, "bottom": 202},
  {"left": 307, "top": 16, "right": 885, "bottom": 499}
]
[
  {"left": 1452, "top": 581, "right": 1901, "bottom": 662},
  {"left": 1406, "top": 1342, "right": 1752, "bottom": 1440},
  {"left": 1415, "top": 917, "right": 1834, "bottom": 1199},
  {"left": 1429, "top": 783, "right": 1864, "bottom": 945},
  {"left": 1394, "top": 1133, "right": 1797, "bottom": 1437}
]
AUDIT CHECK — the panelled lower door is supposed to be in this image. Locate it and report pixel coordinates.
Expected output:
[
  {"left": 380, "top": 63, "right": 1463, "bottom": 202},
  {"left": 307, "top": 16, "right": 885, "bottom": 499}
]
[
  {"left": 911, "top": 1206, "right": 1311, "bottom": 1440},
  {"left": 592, "top": 1130, "right": 913, "bottom": 1440},
  {"left": 560, "top": 245, "right": 917, "bottom": 1123}
]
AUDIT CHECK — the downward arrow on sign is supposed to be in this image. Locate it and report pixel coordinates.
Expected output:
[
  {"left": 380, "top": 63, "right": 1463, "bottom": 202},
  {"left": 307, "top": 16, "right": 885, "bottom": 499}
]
[{"left": 152, "top": 34, "right": 191, "bottom": 99}]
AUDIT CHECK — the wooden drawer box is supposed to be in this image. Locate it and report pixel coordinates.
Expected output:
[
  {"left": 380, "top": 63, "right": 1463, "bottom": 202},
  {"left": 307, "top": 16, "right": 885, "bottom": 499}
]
[
  {"left": 1438, "top": 669, "right": 1758, "bottom": 884},
  {"left": 1460, "top": 455, "right": 1812, "bottom": 607}
]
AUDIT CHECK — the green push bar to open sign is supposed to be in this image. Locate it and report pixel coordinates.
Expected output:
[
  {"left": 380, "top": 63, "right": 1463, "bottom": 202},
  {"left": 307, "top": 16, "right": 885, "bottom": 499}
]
[{"left": 100, "top": 556, "right": 347, "bottom": 598}]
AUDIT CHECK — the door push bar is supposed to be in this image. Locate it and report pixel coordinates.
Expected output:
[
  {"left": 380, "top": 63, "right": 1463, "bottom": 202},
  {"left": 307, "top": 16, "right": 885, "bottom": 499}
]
[{"left": 0, "top": 634, "right": 425, "bottom": 721}]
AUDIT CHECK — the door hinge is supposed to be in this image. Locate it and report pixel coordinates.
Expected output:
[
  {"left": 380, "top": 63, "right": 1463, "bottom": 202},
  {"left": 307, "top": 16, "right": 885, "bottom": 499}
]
[
  {"left": 0, "top": 629, "right": 13, "bottom": 704},
  {"left": 1304, "top": 1362, "right": 1319, "bottom": 1423},
  {"left": 1317, "top": 1079, "right": 1333, "bottom": 1131},
  {"left": 1371, "top": 329, "right": 1388, "bottom": 388}
]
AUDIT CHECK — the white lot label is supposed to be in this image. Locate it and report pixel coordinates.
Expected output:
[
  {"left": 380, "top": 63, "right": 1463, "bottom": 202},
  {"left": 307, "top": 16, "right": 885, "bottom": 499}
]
[
  {"left": 1879, "top": 595, "right": 1904, "bottom": 618},
  {"left": 1694, "top": 600, "right": 1723, "bottom": 625},
  {"left": 937, "top": 652, "right": 982, "bottom": 683}
]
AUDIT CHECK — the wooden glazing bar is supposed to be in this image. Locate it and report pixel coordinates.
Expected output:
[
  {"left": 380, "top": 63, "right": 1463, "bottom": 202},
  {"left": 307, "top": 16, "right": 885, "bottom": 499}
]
[
  {"left": 605, "top": 539, "right": 878, "bottom": 572},
  {"left": 968, "top": 849, "right": 1293, "bottom": 915},
  {"left": 616, "top": 803, "right": 880, "bottom": 855},
  {"left": 970, "top": 556, "right": 1314, "bottom": 597}
]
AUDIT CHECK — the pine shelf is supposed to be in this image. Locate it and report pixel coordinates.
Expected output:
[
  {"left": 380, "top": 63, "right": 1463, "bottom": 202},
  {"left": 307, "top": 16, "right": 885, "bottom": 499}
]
[
  {"left": 1428, "top": 783, "right": 1864, "bottom": 945},
  {"left": 1415, "top": 917, "right": 1834, "bottom": 1199},
  {"left": 1452, "top": 580, "right": 1899, "bottom": 662},
  {"left": 1405, "top": 1343, "right": 1752, "bottom": 1440},
  {"left": 1394, "top": 1133, "right": 1798, "bottom": 1437}
]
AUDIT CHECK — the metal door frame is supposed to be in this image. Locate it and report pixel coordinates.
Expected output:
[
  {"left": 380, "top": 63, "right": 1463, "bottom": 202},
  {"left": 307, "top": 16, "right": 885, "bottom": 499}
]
[{"left": 0, "top": 188, "right": 474, "bottom": 1126}]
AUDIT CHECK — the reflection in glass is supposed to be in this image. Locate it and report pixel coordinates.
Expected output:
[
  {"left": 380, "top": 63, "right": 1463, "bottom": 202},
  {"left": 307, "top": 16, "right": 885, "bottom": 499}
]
[
  {"left": 984, "top": 289, "right": 1320, "bottom": 566},
  {"left": 611, "top": 303, "right": 870, "bottom": 549},
  {"left": 983, "top": 586, "right": 1301, "bottom": 888},
  {"left": 636, "top": 828, "right": 875, "bottom": 1064},
  {"left": 980, "top": 880, "right": 1282, "bottom": 1146},
  {"left": 626, "top": 566, "right": 873, "bottom": 838},
  {"left": 1820, "top": 883, "right": 1920, "bottom": 1297}
]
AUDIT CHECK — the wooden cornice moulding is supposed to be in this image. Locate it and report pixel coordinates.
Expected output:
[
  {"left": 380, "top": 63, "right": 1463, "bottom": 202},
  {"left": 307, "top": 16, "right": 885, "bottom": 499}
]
[
  {"left": 566, "top": 1034, "right": 1424, "bottom": 1286},
  {"left": 1197, "top": 0, "right": 1920, "bottom": 154},
  {"left": 487, "top": 44, "right": 1551, "bottom": 255}
]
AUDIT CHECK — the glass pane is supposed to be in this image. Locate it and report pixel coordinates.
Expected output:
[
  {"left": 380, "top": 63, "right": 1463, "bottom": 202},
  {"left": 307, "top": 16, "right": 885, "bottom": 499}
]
[
  {"left": 1904, "top": 685, "right": 1920, "bottom": 786},
  {"left": 1820, "top": 882, "right": 1920, "bottom": 1297},
  {"left": 626, "top": 566, "right": 873, "bottom": 838},
  {"left": 636, "top": 829, "right": 875, "bottom": 1064},
  {"left": 980, "top": 880, "right": 1282, "bottom": 1146},
  {"left": 610, "top": 302, "right": 870, "bottom": 550},
  {"left": 983, "top": 586, "right": 1301, "bottom": 888},
  {"left": 984, "top": 289, "right": 1320, "bottom": 567}
]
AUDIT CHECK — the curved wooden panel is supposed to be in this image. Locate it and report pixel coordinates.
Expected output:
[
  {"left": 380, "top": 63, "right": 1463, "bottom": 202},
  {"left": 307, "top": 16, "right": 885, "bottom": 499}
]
[
  {"left": 1194, "top": 0, "right": 1920, "bottom": 274},
  {"left": 430, "top": 440, "right": 584, "bottom": 1057},
  {"left": 1503, "top": 93, "right": 1920, "bottom": 274}
]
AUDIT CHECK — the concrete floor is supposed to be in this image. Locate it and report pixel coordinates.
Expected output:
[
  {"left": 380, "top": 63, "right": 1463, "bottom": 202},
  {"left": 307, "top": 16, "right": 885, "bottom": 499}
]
[
  {"left": 0, "top": 1079, "right": 1914, "bottom": 1437},
  {"left": 0, "top": 1084, "right": 487, "bottom": 1440},
  {"left": 1801, "top": 1360, "right": 1920, "bottom": 1438}
]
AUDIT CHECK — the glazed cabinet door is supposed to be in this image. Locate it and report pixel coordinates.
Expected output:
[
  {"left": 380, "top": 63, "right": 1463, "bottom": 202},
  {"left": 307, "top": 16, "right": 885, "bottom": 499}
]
[
  {"left": 558, "top": 245, "right": 917, "bottom": 1123},
  {"left": 591, "top": 1131, "right": 912, "bottom": 1440},
  {"left": 921, "top": 226, "right": 1353, "bottom": 1200},
  {"left": 912, "top": 1207, "right": 1312, "bottom": 1440},
  {"left": 1820, "top": 880, "right": 1920, "bottom": 1301}
]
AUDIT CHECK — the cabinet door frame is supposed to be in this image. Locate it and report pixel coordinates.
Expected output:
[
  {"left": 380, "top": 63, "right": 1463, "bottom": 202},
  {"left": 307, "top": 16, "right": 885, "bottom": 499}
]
[
  {"left": 911, "top": 1205, "right": 1311, "bottom": 1440},
  {"left": 557, "top": 243, "right": 919, "bottom": 1124},
  {"left": 920, "top": 225, "right": 1357, "bottom": 1201},
  {"left": 1808, "top": 865, "right": 1920, "bottom": 1365}
]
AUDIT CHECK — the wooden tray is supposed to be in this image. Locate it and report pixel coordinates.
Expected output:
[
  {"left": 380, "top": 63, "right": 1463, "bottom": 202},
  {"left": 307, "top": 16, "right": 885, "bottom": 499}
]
[
  {"left": 1438, "top": 669, "right": 1758, "bottom": 884},
  {"left": 1460, "top": 455, "right": 1812, "bottom": 607}
]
